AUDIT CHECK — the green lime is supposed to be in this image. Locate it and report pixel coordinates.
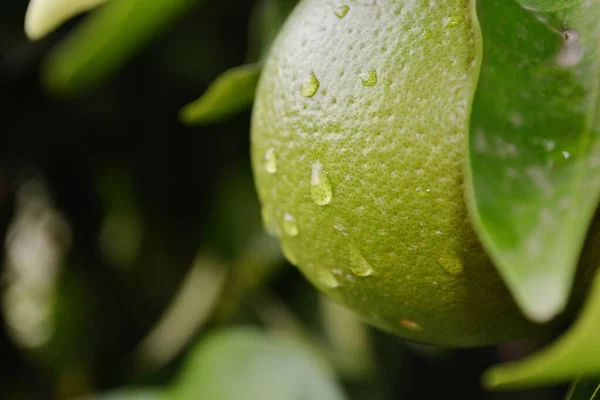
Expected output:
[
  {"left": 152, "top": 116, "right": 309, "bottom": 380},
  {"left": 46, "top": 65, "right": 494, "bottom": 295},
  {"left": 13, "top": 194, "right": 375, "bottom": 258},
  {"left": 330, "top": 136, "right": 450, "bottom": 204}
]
[{"left": 250, "top": 0, "right": 594, "bottom": 347}]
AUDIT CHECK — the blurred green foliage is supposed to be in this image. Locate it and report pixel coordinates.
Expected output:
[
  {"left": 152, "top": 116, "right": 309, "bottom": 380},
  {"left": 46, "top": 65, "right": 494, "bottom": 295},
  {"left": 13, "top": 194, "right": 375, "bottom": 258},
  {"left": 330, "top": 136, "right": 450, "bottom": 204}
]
[
  {"left": 565, "top": 379, "right": 600, "bottom": 400},
  {"left": 165, "top": 327, "right": 347, "bottom": 400}
]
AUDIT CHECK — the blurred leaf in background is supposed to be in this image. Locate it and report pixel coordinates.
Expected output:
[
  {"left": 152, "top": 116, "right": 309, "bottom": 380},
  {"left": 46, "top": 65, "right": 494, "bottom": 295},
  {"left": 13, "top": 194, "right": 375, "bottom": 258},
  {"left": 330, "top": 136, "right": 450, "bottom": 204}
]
[
  {"left": 25, "top": 0, "right": 107, "bottom": 40},
  {"left": 40, "top": 0, "right": 205, "bottom": 96},
  {"left": 483, "top": 271, "right": 600, "bottom": 391},
  {"left": 129, "top": 250, "right": 228, "bottom": 374},
  {"left": 77, "top": 388, "right": 162, "bottom": 400},
  {"left": 165, "top": 327, "right": 349, "bottom": 400},
  {"left": 566, "top": 379, "right": 600, "bottom": 400}
]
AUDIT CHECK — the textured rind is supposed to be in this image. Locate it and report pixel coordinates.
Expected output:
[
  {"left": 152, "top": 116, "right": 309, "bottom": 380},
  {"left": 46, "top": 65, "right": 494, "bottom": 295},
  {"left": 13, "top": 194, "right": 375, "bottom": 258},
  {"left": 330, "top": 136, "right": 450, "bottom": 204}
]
[{"left": 251, "top": 0, "right": 549, "bottom": 347}]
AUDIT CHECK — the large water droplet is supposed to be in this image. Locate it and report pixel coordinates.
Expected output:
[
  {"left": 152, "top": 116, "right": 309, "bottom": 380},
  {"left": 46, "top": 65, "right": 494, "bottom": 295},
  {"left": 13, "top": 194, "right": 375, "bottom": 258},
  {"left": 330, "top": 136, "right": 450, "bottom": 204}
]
[
  {"left": 349, "top": 245, "right": 374, "bottom": 277},
  {"left": 310, "top": 161, "right": 333, "bottom": 205},
  {"left": 264, "top": 148, "right": 277, "bottom": 174},
  {"left": 301, "top": 73, "right": 320, "bottom": 97},
  {"left": 438, "top": 257, "right": 464, "bottom": 276},
  {"left": 335, "top": 5, "right": 349, "bottom": 18},
  {"left": 283, "top": 213, "right": 299, "bottom": 236},
  {"left": 359, "top": 69, "right": 378, "bottom": 87},
  {"left": 317, "top": 269, "right": 340, "bottom": 289}
]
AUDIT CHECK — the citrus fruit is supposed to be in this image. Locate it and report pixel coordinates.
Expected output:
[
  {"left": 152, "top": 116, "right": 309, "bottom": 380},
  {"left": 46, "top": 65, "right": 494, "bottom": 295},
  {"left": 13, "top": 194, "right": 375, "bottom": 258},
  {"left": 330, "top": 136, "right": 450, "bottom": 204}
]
[{"left": 250, "top": 0, "right": 595, "bottom": 347}]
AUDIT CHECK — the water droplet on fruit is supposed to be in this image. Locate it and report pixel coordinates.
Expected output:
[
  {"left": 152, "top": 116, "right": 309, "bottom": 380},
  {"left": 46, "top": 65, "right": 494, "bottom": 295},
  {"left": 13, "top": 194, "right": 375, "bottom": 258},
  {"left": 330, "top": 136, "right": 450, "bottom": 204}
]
[
  {"left": 438, "top": 257, "right": 464, "bottom": 276},
  {"left": 563, "top": 151, "right": 570, "bottom": 159},
  {"left": 416, "top": 186, "right": 431, "bottom": 197},
  {"left": 335, "top": 5, "right": 349, "bottom": 18},
  {"left": 445, "top": 15, "right": 463, "bottom": 27},
  {"left": 264, "top": 148, "right": 277, "bottom": 174},
  {"left": 399, "top": 319, "right": 422, "bottom": 330},
  {"left": 359, "top": 69, "right": 378, "bottom": 87},
  {"left": 333, "top": 224, "right": 346, "bottom": 232},
  {"left": 317, "top": 269, "right": 340, "bottom": 289},
  {"left": 310, "top": 161, "right": 333, "bottom": 205},
  {"left": 283, "top": 213, "right": 299, "bottom": 236},
  {"left": 301, "top": 73, "right": 320, "bottom": 97},
  {"left": 349, "top": 245, "right": 374, "bottom": 277}
]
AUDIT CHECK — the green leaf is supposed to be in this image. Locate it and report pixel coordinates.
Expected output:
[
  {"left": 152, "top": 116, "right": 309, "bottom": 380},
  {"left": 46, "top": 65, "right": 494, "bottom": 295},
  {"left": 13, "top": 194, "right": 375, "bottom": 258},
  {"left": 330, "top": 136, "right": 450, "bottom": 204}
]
[
  {"left": 482, "top": 271, "right": 600, "bottom": 390},
  {"left": 179, "top": 62, "right": 262, "bottom": 125},
  {"left": 25, "top": 0, "right": 108, "bottom": 40},
  {"left": 41, "top": 0, "right": 204, "bottom": 97},
  {"left": 517, "top": 1, "right": 587, "bottom": 12},
  {"left": 179, "top": 0, "right": 298, "bottom": 126},
  {"left": 566, "top": 378, "right": 600, "bottom": 400},
  {"left": 465, "top": 0, "right": 600, "bottom": 322},
  {"left": 165, "top": 327, "right": 348, "bottom": 400}
]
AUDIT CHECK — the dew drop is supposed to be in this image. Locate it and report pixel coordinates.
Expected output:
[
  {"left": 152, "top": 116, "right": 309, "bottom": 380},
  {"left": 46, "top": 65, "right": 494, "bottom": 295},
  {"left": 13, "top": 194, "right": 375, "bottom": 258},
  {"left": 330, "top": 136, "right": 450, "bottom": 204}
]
[
  {"left": 445, "top": 15, "right": 463, "bottom": 27},
  {"left": 283, "top": 213, "right": 299, "bottom": 236},
  {"left": 333, "top": 224, "right": 346, "bottom": 232},
  {"left": 438, "top": 257, "right": 464, "bottom": 276},
  {"left": 335, "top": 5, "right": 349, "bottom": 18},
  {"left": 310, "top": 161, "right": 333, "bottom": 205},
  {"left": 264, "top": 148, "right": 277, "bottom": 174},
  {"left": 416, "top": 186, "right": 431, "bottom": 197},
  {"left": 360, "top": 69, "right": 378, "bottom": 87},
  {"left": 301, "top": 72, "right": 320, "bottom": 97},
  {"left": 317, "top": 269, "right": 340, "bottom": 289},
  {"left": 349, "top": 245, "right": 374, "bottom": 277}
]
